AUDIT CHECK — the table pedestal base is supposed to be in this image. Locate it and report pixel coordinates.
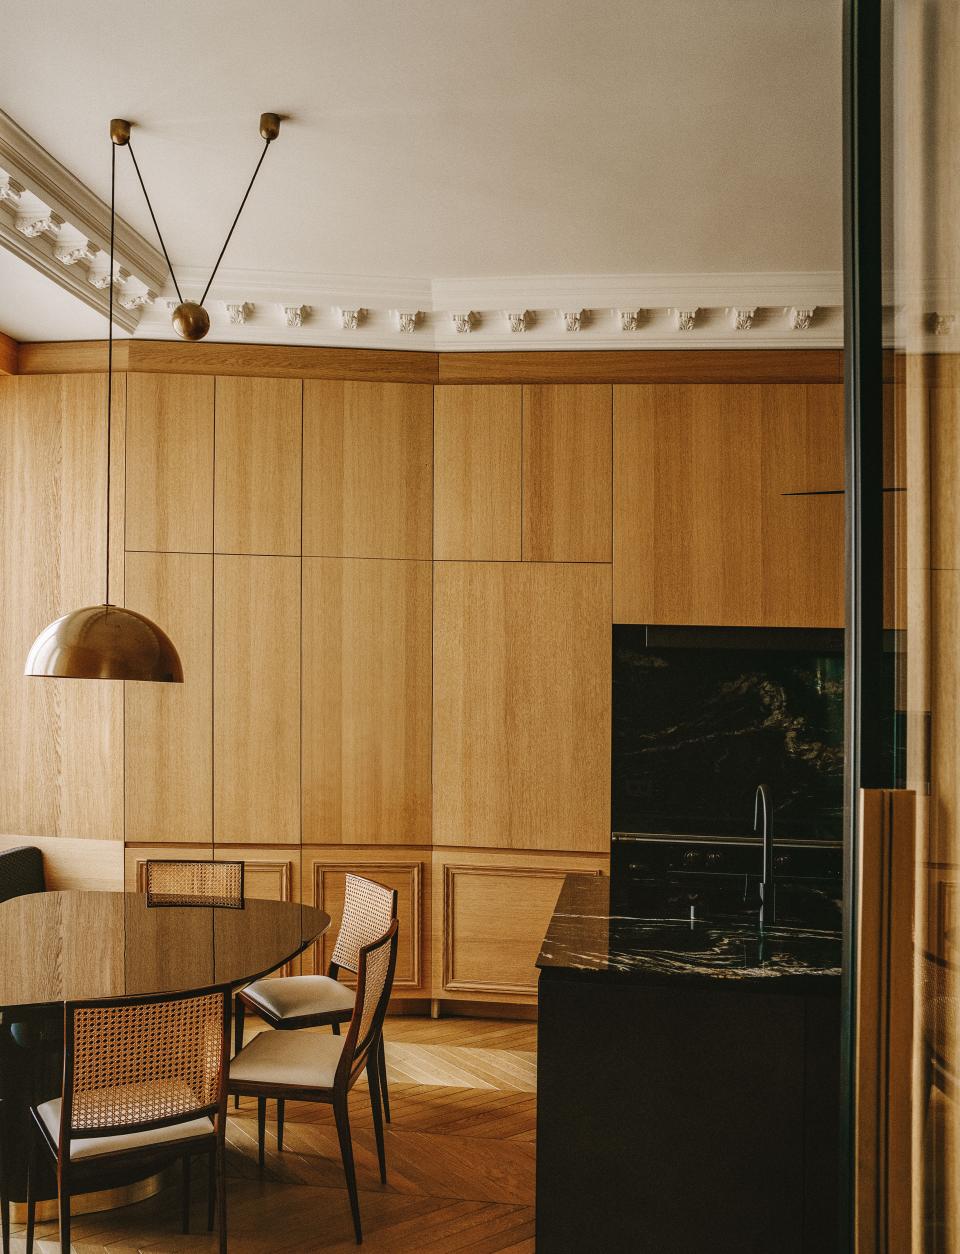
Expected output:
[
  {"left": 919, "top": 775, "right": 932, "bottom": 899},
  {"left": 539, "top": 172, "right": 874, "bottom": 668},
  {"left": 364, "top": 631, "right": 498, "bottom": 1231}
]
[{"left": 10, "top": 1169, "right": 171, "bottom": 1223}]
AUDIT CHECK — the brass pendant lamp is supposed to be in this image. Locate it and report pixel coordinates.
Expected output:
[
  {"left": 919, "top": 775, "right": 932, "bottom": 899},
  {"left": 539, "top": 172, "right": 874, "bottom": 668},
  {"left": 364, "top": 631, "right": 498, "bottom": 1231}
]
[{"left": 24, "top": 120, "right": 183, "bottom": 682}]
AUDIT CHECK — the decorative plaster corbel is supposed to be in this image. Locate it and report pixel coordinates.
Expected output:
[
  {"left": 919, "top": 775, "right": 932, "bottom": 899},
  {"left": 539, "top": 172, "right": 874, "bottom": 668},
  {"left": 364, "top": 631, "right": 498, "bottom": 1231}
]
[
  {"left": 933, "top": 312, "right": 956, "bottom": 336},
  {"left": 787, "top": 306, "right": 816, "bottom": 331},
  {"left": 672, "top": 308, "right": 698, "bottom": 331},
  {"left": 89, "top": 266, "right": 130, "bottom": 290},
  {"left": 339, "top": 308, "right": 365, "bottom": 330},
  {"left": 730, "top": 307, "right": 757, "bottom": 331},
  {"left": 281, "top": 304, "right": 308, "bottom": 328},
  {"left": 15, "top": 210, "right": 64, "bottom": 239},
  {"left": 55, "top": 241, "right": 99, "bottom": 267},
  {"left": 395, "top": 311, "right": 421, "bottom": 333},
  {"left": 561, "top": 310, "right": 583, "bottom": 332},
  {"left": 451, "top": 312, "right": 475, "bottom": 334},
  {"left": 505, "top": 310, "right": 530, "bottom": 332},
  {"left": 225, "top": 302, "right": 253, "bottom": 325},
  {"left": 119, "top": 290, "right": 156, "bottom": 311},
  {"left": 618, "top": 310, "right": 642, "bottom": 331},
  {"left": 0, "top": 175, "right": 25, "bottom": 207}
]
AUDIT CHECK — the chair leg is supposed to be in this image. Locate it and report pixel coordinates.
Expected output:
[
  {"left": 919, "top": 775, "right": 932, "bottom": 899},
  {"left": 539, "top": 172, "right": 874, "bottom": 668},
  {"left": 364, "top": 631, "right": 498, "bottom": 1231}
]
[
  {"left": 24, "top": 1134, "right": 37, "bottom": 1254},
  {"left": 181, "top": 1152, "right": 191, "bottom": 1233},
  {"left": 277, "top": 1097, "right": 285, "bottom": 1152},
  {"left": 207, "top": 1148, "right": 215, "bottom": 1231},
  {"left": 333, "top": 1095, "right": 362, "bottom": 1245},
  {"left": 216, "top": 1139, "right": 228, "bottom": 1254},
  {"left": 58, "top": 1181, "right": 70, "bottom": 1254},
  {"left": 331, "top": 1020, "right": 341, "bottom": 1036},
  {"left": 233, "top": 999, "right": 245, "bottom": 1108},
  {"left": 366, "top": 1055, "right": 387, "bottom": 1185},
  {"left": 377, "top": 1034, "right": 391, "bottom": 1124},
  {"left": 257, "top": 1095, "right": 266, "bottom": 1171}
]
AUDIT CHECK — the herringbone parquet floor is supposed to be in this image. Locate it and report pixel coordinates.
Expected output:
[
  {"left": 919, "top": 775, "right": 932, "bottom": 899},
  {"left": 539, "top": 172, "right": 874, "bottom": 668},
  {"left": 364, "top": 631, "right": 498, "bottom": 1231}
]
[{"left": 11, "top": 1016, "right": 538, "bottom": 1253}]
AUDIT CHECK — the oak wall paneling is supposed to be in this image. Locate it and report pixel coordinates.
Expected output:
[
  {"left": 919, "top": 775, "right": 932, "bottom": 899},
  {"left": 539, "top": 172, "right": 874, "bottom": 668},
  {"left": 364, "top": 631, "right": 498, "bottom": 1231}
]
[
  {"left": 214, "top": 376, "right": 302, "bottom": 555},
  {"left": 0, "top": 373, "right": 124, "bottom": 842},
  {"left": 125, "top": 373, "right": 214, "bottom": 552},
  {"left": 614, "top": 384, "right": 763, "bottom": 626},
  {"left": 213, "top": 555, "right": 300, "bottom": 844},
  {"left": 301, "top": 558, "right": 432, "bottom": 845},
  {"left": 433, "top": 848, "right": 605, "bottom": 1003},
  {"left": 432, "top": 561, "right": 611, "bottom": 851},
  {"left": 433, "top": 385, "right": 522, "bottom": 561},
  {"left": 302, "top": 380, "right": 433, "bottom": 558},
  {"left": 124, "top": 552, "right": 213, "bottom": 842},
  {"left": 522, "top": 384, "right": 612, "bottom": 562},
  {"left": 0, "top": 331, "right": 17, "bottom": 376},
  {"left": 304, "top": 850, "right": 426, "bottom": 992},
  {"left": 0, "top": 834, "right": 123, "bottom": 892}
]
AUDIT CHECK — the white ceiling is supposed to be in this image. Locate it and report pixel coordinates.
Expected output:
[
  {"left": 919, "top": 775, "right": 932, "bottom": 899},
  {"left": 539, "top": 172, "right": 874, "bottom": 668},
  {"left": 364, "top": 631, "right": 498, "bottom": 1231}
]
[{"left": 0, "top": 0, "right": 843, "bottom": 343}]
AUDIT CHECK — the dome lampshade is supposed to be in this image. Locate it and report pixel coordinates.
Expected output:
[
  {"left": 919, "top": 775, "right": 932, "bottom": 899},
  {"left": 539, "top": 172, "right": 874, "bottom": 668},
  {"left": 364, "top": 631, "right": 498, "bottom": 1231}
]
[{"left": 25, "top": 605, "right": 183, "bottom": 682}]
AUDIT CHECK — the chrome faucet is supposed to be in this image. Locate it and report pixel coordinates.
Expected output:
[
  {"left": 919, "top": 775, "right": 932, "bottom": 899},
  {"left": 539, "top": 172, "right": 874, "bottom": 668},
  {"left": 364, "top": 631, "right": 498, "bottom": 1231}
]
[{"left": 754, "top": 784, "right": 775, "bottom": 927}]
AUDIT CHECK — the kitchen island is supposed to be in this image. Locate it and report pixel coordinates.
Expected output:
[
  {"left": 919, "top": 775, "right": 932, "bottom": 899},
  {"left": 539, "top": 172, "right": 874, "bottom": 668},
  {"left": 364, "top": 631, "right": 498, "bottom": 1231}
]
[{"left": 535, "top": 873, "right": 841, "bottom": 1254}]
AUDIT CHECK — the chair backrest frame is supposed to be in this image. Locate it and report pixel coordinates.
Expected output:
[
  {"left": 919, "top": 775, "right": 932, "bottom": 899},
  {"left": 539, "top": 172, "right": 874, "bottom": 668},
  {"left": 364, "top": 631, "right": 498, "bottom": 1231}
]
[
  {"left": 328, "top": 874, "right": 398, "bottom": 978},
  {"left": 0, "top": 845, "right": 45, "bottom": 905},
  {"left": 58, "top": 983, "right": 231, "bottom": 1162},
  {"left": 335, "top": 919, "right": 399, "bottom": 1090},
  {"left": 144, "top": 859, "right": 245, "bottom": 909}
]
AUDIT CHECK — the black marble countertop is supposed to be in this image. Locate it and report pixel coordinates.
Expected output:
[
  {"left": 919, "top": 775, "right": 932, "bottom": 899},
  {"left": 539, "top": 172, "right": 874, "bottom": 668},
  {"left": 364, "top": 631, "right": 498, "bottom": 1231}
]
[{"left": 536, "top": 873, "right": 842, "bottom": 990}]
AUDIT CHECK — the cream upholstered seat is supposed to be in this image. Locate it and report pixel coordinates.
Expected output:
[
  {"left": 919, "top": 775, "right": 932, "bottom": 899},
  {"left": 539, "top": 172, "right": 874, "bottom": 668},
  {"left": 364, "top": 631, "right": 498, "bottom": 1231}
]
[
  {"left": 36, "top": 1099, "right": 213, "bottom": 1162},
  {"left": 230, "top": 920, "right": 399, "bottom": 1245},
  {"left": 230, "top": 1030, "right": 345, "bottom": 1090},
  {"left": 241, "top": 974, "right": 355, "bottom": 1021}
]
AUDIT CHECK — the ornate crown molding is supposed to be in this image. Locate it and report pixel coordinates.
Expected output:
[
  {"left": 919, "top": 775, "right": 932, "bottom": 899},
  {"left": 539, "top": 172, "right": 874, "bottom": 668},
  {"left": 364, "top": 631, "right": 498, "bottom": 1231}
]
[
  {"left": 673, "top": 308, "right": 698, "bottom": 332},
  {"left": 788, "top": 306, "right": 817, "bottom": 331}
]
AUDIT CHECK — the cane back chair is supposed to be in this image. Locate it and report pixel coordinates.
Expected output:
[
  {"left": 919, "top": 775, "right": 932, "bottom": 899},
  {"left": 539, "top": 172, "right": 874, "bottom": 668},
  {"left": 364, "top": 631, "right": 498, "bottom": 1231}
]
[
  {"left": 235, "top": 874, "right": 397, "bottom": 1123},
  {"left": 25, "top": 984, "right": 231, "bottom": 1254},
  {"left": 230, "top": 919, "right": 400, "bottom": 1245},
  {"left": 144, "top": 859, "right": 244, "bottom": 909}
]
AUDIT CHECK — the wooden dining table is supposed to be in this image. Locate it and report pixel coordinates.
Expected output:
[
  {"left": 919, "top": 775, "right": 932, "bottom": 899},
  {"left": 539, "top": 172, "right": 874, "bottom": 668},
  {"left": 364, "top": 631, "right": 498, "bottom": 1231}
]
[{"left": 0, "top": 890, "right": 330, "bottom": 1216}]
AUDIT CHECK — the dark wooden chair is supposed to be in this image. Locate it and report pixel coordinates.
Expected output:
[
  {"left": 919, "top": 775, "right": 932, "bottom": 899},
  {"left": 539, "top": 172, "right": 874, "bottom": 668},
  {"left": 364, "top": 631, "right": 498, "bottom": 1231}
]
[
  {"left": 230, "top": 919, "right": 400, "bottom": 1245},
  {"left": 235, "top": 874, "right": 397, "bottom": 1124},
  {"left": 25, "top": 984, "right": 231, "bottom": 1254},
  {"left": 144, "top": 859, "right": 244, "bottom": 908}
]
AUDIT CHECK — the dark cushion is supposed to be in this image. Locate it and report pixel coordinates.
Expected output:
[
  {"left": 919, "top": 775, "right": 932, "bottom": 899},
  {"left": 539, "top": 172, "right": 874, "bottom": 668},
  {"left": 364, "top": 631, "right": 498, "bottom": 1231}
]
[{"left": 0, "top": 846, "right": 45, "bottom": 905}]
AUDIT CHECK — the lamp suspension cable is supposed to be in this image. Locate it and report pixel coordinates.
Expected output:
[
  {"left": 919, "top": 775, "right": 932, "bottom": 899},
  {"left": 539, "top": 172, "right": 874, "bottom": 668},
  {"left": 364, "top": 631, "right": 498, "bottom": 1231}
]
[
  {"left": 122, "top": 113, "right": 281, "bottom": 340},
  {"left": 105, "top": 136, "right": 115, "bottom": 605}
]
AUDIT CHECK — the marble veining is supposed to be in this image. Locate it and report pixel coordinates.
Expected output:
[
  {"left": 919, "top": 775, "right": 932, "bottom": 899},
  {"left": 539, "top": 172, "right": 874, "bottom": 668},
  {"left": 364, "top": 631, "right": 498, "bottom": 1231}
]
[{"left": 537, "top": 874, "right": 841, "bottom": 988}]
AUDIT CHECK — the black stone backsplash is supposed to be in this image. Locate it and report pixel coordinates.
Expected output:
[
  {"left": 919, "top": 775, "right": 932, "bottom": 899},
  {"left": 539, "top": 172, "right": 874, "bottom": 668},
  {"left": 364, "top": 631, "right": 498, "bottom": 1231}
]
[{"left": 612, "top": 625, "right": 845, "bottom": 842}]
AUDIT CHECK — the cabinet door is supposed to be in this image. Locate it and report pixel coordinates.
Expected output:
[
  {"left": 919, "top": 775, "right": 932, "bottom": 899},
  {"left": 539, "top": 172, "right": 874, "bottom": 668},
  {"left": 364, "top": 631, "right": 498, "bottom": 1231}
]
[
  {"left": 214, "top": 377, "right": 302, "bottom": 555},
  {"left": 125, "top": 373, "right": 214, "bottom": 552},
  {"left": 302, "top": 558, "right": 432, "bottom": 844},
  {"left": 433, "top": 561, "right": 611, "bottom": 851},
  {"left": 760, "top": 384, "right": 844, "bottom": 628},
  {"left": 434, "top": 385, "right": 522, "bottom": 561},
  {"left": 303, "top": 380, "right": 433, "bottom": 558},
  {"left": 614, "top": 384, "right": 763, "bottom": 625},
  {"left": 213, "top": 556, "right": 300, "bottom": 843},
  {"left": 125, "top": 552, "right": 213, "bottom": 842},
  {"left": 522, "top": 385, "right": 612, "bottom": 562}
]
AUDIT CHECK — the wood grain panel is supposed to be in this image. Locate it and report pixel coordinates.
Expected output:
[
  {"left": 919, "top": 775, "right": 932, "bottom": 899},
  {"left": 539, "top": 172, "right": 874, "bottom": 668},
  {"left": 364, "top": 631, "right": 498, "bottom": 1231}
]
[
  {"left": 522, "top": 385, "right": 612, "bottom": 562},
  {"left": 760, "top": 384, "right": 844, "bottom": 493},
  {"left": 303, "top": 380, "right": 433, "bottom": 558},
  {"left": 213, "top": 556, "right": 300, "bottom": 843},
  {"left": 433, "top": 385, "right": 522, "bottom": 561},
  {"left": 438, "top": 349, "right": 844, "bottom": 385},
  {"left": 0, "top": 834, "right": 123, "bottom": 891},
  {"left": 214, "top": 376, "right": 302, "bottom": 555},
  {"left": 433, "top": 562, "right": 610, "bottom": 851},
  {"left": 614, "top": 384, "right": 763, "bottom": 625},
  {"left": 0, "top": 331, "right": 17, "bottom": 375},
  {"left": 125, "top": 373, "right": 214, "bottom": 552},
  {"left": 442, "top": 863, "right": 599, "bottom": 996},
  {"left": 0, "top": 373, "right": 123, "bottom": 840},
  {"left": 302, "top": 558, "right": 432, "bottom": 844},
  {"left": 15, "top": 340, "right": 437, "bottom": 382},
  {"left": 124, "top": 552, "right": 213, "bottom": 842},
  {"left": 312, "top": 858, "right": 423, "bottom": 988}
]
